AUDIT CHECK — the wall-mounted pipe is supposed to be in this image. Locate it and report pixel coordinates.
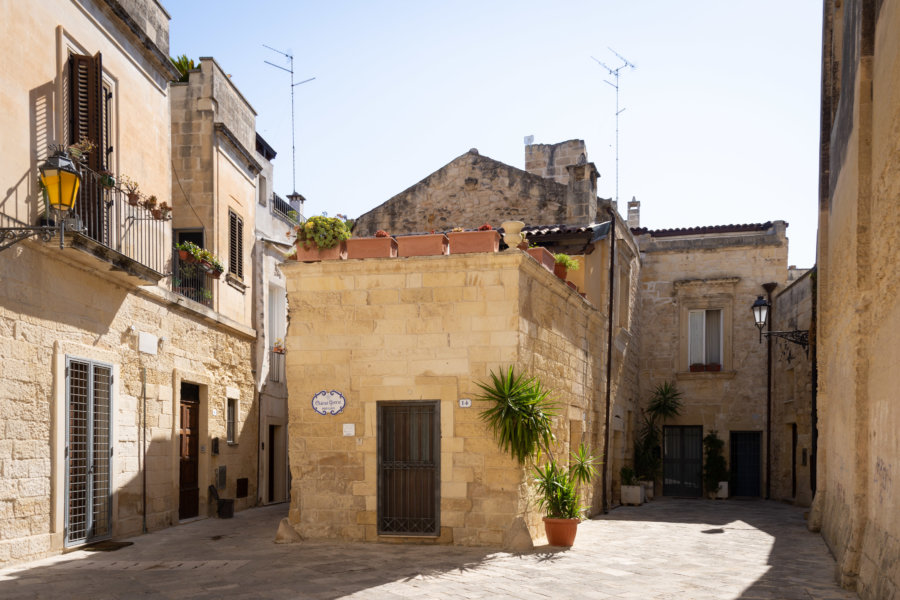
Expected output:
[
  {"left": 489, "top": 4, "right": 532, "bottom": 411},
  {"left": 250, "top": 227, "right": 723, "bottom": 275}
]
[{"left": 602, "top": 207, "right": 616, "bottom": 514}]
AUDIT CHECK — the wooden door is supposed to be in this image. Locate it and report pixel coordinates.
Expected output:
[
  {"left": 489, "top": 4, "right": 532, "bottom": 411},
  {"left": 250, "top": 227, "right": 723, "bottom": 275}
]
[
  {"left": 377, "top": 402, "right": 440, "bottom": 536},
  {"left": 731, "top": 431, "right": 762, "bottom": 497},
  {"left": 179, "top": 384, "right": 200, "bottom": 519}
]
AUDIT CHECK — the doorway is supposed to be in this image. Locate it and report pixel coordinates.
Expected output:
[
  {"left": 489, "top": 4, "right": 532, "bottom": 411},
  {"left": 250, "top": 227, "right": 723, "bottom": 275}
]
[
  {"left": 179, "top": 383, "right": 200, "bottom": 520},
  {"left": 662, "top": 425, "right": 702, "bottom": 497},
  {"left": 730, "top": 431, "right": 762, "bottom": 497},
  {"left": 65, "top": 358, "right": 113, "bottom": 546},
  {"left": 377, "top": 401, "right": 440, "bottom": 535}
]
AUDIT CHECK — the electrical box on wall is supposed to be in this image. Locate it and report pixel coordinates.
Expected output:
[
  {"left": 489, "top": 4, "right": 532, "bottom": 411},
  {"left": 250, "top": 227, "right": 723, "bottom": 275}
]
[{"left": 211, "top": 437, "right": 219, "bottom": 455}]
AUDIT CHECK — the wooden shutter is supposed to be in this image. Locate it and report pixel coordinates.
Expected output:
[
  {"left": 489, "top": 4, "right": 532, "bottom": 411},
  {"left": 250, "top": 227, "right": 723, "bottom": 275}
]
[
  {"left": 229, "top": 211, "right": 244, "bottom": 279},
  {"left": 68, "top": 53, "right": 104, "bottom": 171}
]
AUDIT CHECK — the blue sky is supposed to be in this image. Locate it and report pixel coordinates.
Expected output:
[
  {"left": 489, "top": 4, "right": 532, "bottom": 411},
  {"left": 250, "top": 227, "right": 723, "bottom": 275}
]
[{"left": 167, "top": 1, "right": 822, "bottom": 266}]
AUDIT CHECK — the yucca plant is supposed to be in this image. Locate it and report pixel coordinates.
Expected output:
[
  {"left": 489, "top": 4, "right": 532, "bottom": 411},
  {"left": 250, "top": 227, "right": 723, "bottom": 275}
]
[
  {"left": 534, "top": 443, "right": 600, "bottom": 519},
  {"left": 647, "top": 381, "right": 683, "bottom": 423},
  {"left": 476, "top": 366, "right": 556, "bottom": 465}
]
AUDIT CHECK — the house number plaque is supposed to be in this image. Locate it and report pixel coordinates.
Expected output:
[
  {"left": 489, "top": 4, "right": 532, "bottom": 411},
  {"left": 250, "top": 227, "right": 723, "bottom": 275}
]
[{"left": 312, "top": 390, "right": 346, "bottom": 416}]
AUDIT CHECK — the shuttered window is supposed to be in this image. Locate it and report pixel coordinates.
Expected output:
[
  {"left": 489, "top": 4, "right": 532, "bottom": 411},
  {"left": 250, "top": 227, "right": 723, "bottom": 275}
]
[
  {"left": 67, "top": 53, "right": 107, "bottom": 171},
  {"left": 229, "top": 211, "right": 243, "bottom": 279}
]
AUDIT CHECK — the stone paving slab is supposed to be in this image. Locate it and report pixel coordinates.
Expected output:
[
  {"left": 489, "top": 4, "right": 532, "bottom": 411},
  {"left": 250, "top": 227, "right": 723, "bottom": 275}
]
[{"left": 0, "top": 499, "right": 857, "bottom": 599}]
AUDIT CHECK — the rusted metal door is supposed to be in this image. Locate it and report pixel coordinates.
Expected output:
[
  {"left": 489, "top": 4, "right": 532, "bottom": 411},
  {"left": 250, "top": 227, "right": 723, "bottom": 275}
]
[
  {"left": 377, "top": 402, "right": 440, "bottom": 535},
  {"left": 179, "top": 384, "right": 200, "bottom": 520}
]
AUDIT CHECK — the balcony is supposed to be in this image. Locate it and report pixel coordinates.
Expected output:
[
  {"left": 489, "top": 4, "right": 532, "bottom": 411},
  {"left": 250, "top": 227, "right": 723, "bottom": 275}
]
[
  {"left": 67, "top": 165, "right": 169, "bottom": 282},
  {"left": 270, "top": 193, "right": 300, "bottom": 226},
  {"left": 172, "top": 251, "right": 216, "bottom": 308},
  {"left": 269, "top": 349, "right": 285, "bottom": 383}
]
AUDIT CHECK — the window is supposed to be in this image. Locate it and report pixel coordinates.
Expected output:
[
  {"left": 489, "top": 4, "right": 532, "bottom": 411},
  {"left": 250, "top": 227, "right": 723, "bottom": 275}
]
[
  {"left": 228, "top": 210, "right": 244, "bottom": 279},
  {"left": 226, "top": 397, "right": 237, "bottom": 444},
  {"left": 689, "top": 309, "right": 722, "bottom": 366}
]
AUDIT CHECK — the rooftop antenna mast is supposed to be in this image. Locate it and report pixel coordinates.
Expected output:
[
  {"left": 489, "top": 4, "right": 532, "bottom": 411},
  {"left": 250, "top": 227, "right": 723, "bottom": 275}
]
[
  {"left": 263, "top": 44, "right": 315, "bottom": 203},
  {"left": 592, "top": 48, "right": 635, "bottom": 205}
]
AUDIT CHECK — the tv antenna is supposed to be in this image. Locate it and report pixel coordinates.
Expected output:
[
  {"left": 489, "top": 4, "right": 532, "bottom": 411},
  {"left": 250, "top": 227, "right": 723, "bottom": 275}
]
[
  {"left": 263, "top": 44, "right": 315, "bottom": 203},
  {"left": 592, "top": 48, "right": 635, "bottom": 205}
]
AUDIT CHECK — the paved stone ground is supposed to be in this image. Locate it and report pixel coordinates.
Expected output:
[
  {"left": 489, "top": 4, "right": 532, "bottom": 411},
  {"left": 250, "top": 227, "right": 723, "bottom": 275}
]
[{"left": 0, "top": 499, "right": 857, "bottom": 599}]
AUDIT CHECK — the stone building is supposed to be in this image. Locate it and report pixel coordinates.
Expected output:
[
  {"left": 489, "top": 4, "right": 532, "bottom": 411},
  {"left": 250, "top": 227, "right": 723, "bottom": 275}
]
[
  {"left": 812, "top": 0, "right": 900, "bottom": 597},
  {"left": 283, "top": 216, "right": 641, "bottom": 549},
  {"left": 0, "top": 0, "right": 258, "bottom": 566},
  {"left": 632, "top": 221, "right": 790, "bottom": 498},
  {"left": 353, "top": 140, "right": 601, "bottom": 236}
]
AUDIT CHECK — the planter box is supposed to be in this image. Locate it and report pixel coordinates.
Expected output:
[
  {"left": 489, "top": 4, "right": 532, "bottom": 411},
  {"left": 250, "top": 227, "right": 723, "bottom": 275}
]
[
  {"left": 293, "top": 242, "right": 346, "bottom": 262},
  {"left": 396, "top": 233, "right": 448, "bottom": 257},
  {"left": 553, "top": 263, "right": 567, "bottom": 280},
  {"left": 716, "top": 481, "right": 728, "bottom": 499},
  {"left": 527, "top": 247, "right": 555, "bottom": 273},
  {"left": 621, "top": 484, "right": 643, "bottom": 506},
  {"left": 705, "top": 363, "right": 722, "bottom": 372},
  {"left": 640, "top": 480, "right": 654, "bottom": 501},
  {"left": 690, "top": 363, "right": 705, "bottom": 372},
  {"left": 448, "top": 230, "right": 500, "bottom": 254},
  {"left": 345, "top": 237, "right": 398, "bottom": 259}
]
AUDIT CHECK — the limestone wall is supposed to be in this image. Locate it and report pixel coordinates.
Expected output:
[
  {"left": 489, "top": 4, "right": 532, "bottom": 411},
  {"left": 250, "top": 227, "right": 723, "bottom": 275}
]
[
  {"left": 634, "top": 223, "right": 788, "bottom": 495},
  {"left": 0, "top": 246, "right": 257, "bottom": 566},
  {"left": 524, "top": 140, "right": 588, "bottom": 185},
  {"left": 815, "top": 1, "right": 900, "bottom": 596},
  {"left": 771, "top": 271, "right": 814, "bottom": 507},
  {"left": 283, "top": 251, "right": 612, "bottom": 548}
]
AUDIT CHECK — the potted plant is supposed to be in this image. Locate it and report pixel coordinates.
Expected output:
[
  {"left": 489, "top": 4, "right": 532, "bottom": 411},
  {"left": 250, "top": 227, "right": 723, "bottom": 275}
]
[
  {"left": 447, "top": 223, "right": 500, "bottom": 254},
  {"left": 703, "top": 430, "right": 729, "bottom": 499},
  {"left": 119, "top": 175, "right": 141, "bottom": 205},
  {"left": 553, "top": 253, "right": 580, "bottom": 280},
  {"left": 345, "top": 229, "right": 398, "bottom": 259},
  {"left": 633, "top": 410, "right": 661, "bottom": 500},
  {"left": 526, "top": 245, "right": 555, "bottom": 273},
  {"left": 477, "top": 366, "right": 600, "bottom": 547},
  {"left": 155, "top": 201, "right": 172, "bottom": 220},
  {"left": 290, "top": 214, "right": 351, "bottom": 261},
  {"left": 175, "top": 241, "right": 201, "bottom": 263},
  {"left": 272, "top": 338, "right": 285, "bottom": 354},
  {"left": 98, "top": 170, "right": 116, "bottom": 189},
  {"left": 395, "top": 231, "right": 449, "bottom": 257},
  {"left": 67, "top": 137, "right": 96, "bottom": 163},
  {"left": 620, "top": 466, "right": 644, "bottom": 505}
]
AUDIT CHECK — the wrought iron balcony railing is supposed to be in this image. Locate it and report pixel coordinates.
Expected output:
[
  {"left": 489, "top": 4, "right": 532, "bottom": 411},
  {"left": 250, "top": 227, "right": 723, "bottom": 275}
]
[
  {"left": 270, "top": 193, "right": 300, "bottom": 225},
  {"left": 172, "top": 251, "right": 215, "bottom": 308},
  {"left": 72, "top": 164, "right": 169, "bottom": 274},
  {"left": 269, "top": 349, "right": 286, "bottom": 383}
]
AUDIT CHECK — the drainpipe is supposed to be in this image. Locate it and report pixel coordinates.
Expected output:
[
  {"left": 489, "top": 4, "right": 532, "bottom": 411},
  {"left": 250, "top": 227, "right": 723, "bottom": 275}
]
[
  {"left": 602, "top": 208, "right": 616, "bottom": 513},
  {"left": 763, "top": 282, "right": 777, "bottom": 500},
  {"left": 142, "top": 366, "right": 147, "bottom": 534}
]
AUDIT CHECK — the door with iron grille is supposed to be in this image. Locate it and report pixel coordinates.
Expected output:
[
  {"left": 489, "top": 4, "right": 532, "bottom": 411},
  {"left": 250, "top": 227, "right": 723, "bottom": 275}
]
[
  {"left": 662, "top": 425, "right": 703, "bottom": 497},
  {"left": 65, "top": 358, "right": 112, "bottom": 546},
  {"left": 377, "top": 401, "right": 440, "bottom": 536}
]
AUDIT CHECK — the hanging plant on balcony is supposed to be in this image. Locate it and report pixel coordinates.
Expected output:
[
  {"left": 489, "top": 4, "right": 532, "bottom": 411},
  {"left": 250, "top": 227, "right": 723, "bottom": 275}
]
[
  {"left": 119, "top": 174, "right": 141, "bottom": 205},
  {"left": 67, "top": 137, "right": 96, "bottom": 163},
  {"left": 151, "top": 200, "right": 172, "bottom": 220},
  {"left": 197, "top": 248, "right": 224, "bottom": 277},
  {"left": 98, "top": 170, "right": 116, "bottom": 189},
  {"left": 175, "top": 240, "right": 201, "bottom": 263}
]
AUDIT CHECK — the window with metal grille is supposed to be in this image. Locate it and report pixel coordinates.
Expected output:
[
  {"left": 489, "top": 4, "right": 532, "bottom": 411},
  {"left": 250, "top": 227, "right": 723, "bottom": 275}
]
[
  {"left": 377, "top": 401, "right": 440, "bottom": 536},
  {"left": 228, "top": 210, "right": 243, "bottom": 279},
  {"left": 66, "top": 357, "right": 113, "bottom": 546},
  {"left": 226, "top": 397, "right": 237, "bottom": 444}
]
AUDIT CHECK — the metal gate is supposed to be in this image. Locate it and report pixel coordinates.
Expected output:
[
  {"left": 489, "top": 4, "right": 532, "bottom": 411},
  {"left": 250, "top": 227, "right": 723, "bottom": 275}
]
[
  {"left": 66, "top": 358, "right": 112, "bottom": 546},
  {"left": 663, "top": 425, "right": 702, "bottom": 497},
  {"left": 377, "top": 401, "right": 440, "bottom": 535},
  {"left": 731, "top": 431, "right": 762, "bottom": 497}
]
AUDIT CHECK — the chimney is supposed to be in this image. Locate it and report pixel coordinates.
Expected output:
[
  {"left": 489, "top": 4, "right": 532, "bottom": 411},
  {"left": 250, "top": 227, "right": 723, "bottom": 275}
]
[
  {"left": 525, "top": 139, "right": 588, "bottom": 185},
  {"left": 564, "top": 162, "right": 599, "bottom": 225},
  {"left": 627, "top": 196, "right": 640, "bottom": 229}
]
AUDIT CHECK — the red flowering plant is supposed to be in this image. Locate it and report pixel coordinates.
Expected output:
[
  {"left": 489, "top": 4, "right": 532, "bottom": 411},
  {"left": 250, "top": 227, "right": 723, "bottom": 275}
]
[
  {"left": 375, "top": 230, "right": 390, "bottom": 238},
  {"left": 478, "top": 223, "right": 492, "bottom": 231}
]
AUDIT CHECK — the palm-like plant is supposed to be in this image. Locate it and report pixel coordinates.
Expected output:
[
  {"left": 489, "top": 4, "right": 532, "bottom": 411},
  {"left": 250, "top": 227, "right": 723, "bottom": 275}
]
[
  {"left": 476, "top": 366, "right": 556, "bottom": 464},
  {"left": 533, "top": 443, "right": 598, "bottom": 519},
  {"left": 647, "top": 381, "right": 683, "bottom": 422}
]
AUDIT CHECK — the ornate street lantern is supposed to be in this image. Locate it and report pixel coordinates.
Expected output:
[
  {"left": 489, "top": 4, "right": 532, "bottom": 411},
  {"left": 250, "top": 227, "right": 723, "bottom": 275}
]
[{"left": 39, "top": 150, "right": 81, "bottom": 212}]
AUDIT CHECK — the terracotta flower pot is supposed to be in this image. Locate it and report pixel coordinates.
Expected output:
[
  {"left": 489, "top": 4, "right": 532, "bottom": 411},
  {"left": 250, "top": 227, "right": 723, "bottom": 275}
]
[
  {"left": 178, "top": 249, "right": 190, "bottom": 262},
  {"left": 543, "top": 517, "right": 580, "bottom": 547},
  {"left": 293, "top": 241, "right": 346, "bottom": 262},
  {"left": 127, "top": 193, "right": 140, "bottom": 206},
  {"left": 396, "top": 233, "right": 449, "bottom": 257},
  {"left": 526, "top": 247, "right": 555, "bottom": 273},
  {"left": 447, "top": 230, "right": 500, "bottom": 254},
  {"left": 345, "top": 237, "right": 398, "bottom": 259},
  {"left": 553, "top": 263, "right": 568, "bottom": 280}
]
